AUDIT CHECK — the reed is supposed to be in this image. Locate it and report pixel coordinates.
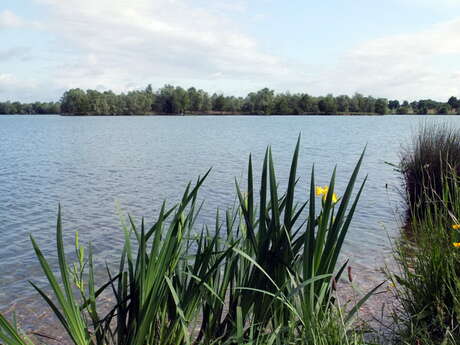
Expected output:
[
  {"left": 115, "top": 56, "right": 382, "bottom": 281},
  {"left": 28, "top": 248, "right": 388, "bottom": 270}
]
[
  {"left": 400, "top": 123, "right": 460, "bottom": 221},
  {"left": 391, "top": 167, "right": 460, "bottom": 344}
]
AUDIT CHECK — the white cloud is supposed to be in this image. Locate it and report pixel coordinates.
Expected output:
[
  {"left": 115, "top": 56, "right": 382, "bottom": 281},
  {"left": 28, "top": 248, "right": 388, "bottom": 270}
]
[
  {"left": 0, "top": 10, "right": 25, "bottom": 29},
  {"left": 304, "top": 18, "right": 460, "bottom": 100},
  {"left": 0, "top": 74, "right": 35, "bottom": 96},
  {"left": 0, "top": 47, "right": 31, "bottom": 61},
  {"left": 0, "top": 73, "right": 63, "bottom": 102},
  {"left": 401, "top": 0, "right": 460, "bottom": 8},
  {"left": 33, "top": 0, "right": 295, "bottom": 94},
  {"left": 0, "top": 9, "right": 43, "bottom": 30}
]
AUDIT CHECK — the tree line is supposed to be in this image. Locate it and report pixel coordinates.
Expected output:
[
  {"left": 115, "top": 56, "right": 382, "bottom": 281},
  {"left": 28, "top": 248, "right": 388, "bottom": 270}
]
[
  {"left": 0, "top": 101, "right": 60, "bottom": 115},
  {"left": 59, "top": 86, "right": 391, "bottom": 115},
  {"left": 1, "top": 85, "right": 460, "bottom": 115}
]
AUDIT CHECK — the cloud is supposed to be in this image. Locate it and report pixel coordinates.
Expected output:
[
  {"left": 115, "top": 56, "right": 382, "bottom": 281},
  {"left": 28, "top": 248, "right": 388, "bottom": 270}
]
[
  {"left": 33, "top": 0, "right": 295, "bottom": 94},
  {"left": 0, "top": 10, "right": 25, "bottom": 29},
  {"left": 305, "top": 17, "right": 460, "bottom": 100},
  {"left": 0, "top": 10, "right": 43, "bottom": 30},
  {"left": 401, "top": 0, "right": 460, "bottom": 8},
  {"left": 0, "top": 73, "right": 63, "bottom": 102},
  {"left": 0, "top": 47, "right": 31, "bottom": 61},
  {"left": 0, "top": 74, "right": 34, "bottom": 95}
]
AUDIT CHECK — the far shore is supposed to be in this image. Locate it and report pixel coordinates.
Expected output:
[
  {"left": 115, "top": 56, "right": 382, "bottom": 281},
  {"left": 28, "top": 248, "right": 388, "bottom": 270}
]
[
  {"left": 2, "top": 112, "right": 459, "bottom": 117},
  {"left": 59, "top": 111, "right": 386, "bottom": 116}
]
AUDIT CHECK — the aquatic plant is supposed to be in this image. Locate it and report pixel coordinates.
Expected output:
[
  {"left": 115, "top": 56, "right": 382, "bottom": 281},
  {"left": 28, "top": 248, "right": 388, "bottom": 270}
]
[
  {"left": 400, "top": 123, "right": 460, "bottom": 221},
  {"left": 391, "top": 167, "right": 460, "bottom": 344},
  {"left": 0, "top": 138, "right": 376, "bottom": 345}
]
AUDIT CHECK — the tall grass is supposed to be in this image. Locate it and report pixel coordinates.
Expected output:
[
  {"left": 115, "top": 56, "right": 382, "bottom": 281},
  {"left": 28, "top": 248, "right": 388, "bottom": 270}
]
[
  {"left": 392, "top": 124, "right": 460, "bottom": 344},
  {"left": 0, "top": 139, "right": 375, "bottom": 345},
  {"left": 400, "top": 123, "right": 460, "bottom": 221},
  {"left": 391, "top": 172, "right": 460, "bottom": 344}
]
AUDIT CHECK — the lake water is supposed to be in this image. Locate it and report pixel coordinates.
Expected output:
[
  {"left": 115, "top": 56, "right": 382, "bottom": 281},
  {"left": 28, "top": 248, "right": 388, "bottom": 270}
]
[{"left": 1, "top": 114, "right": 459, "bottom": 331}]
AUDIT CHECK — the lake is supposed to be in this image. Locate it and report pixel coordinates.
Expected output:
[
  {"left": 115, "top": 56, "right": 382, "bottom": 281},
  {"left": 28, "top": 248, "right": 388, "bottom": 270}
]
[{"left": 1, "top": 114, "right": 459, "bottom": 331}]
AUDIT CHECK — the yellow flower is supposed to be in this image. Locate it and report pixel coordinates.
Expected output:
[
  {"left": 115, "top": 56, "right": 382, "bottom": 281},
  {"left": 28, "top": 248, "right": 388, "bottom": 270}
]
[
  {"left": 315, "top": 186, "right": 339, "bottom": 204},
  {"left": 453, "top": 242, "right": 460, "bottom": 248},
  {"left": 331, "top": 193, "right": 338, "bottom": 204},
  {"left": 452, "top": 224, "right": 460, "bottom": 230},
  {"left": 315, "top": 186, "right": 328, "bottom": 196}
]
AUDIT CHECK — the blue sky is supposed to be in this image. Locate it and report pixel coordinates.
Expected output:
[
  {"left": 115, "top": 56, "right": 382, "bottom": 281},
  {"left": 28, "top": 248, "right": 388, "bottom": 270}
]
[{"left": 2, "top": 0, "right": 460, "bottom": 102}]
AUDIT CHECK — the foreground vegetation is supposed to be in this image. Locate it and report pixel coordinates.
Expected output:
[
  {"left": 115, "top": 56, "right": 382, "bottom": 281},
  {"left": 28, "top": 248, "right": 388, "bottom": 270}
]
[
  {"left": 2, "top": 85, "right": 460, "bottom": 115},
  {"left": 390, "top": 124, "right": 460, "bottom": 344},
  {"left": 0, "top": 140, "right": 379, "bottom": 345},
  {"left": 399, "top": 123, "right": 460, "bottom": 220}
]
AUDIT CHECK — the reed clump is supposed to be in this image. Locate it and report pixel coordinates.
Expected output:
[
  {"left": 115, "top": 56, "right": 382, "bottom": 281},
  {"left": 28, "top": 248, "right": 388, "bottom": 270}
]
[
  {"left": 391, "top": 126, "right": 460, "bottom": 344},
  {"left": 391, "top": 172, "right": 460, "bottom": 344},
  {"left": 1, "top": 139, "right": 377, "bottom": 345},
  {"left": 400, "top": 123, "right": 460, "bottom": 222}
]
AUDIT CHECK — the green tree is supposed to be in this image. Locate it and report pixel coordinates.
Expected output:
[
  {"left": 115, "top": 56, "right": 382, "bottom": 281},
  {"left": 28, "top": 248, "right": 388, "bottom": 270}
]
[
  {"left": 273, "top": 94, "right": 292, "bottom": 114},
  {"left": 318, "top": 95, "right": 337, "bottom": 115},
  {"left": 212, "top": 94, "right": 226, "bottom": 112},
  {"left": 388, "top": 100, "right": 400, "bottom": 112},
  {"left": 254, "top": 88, "right": 275, "bottom": 115},
  {"left": 375, "top": 98, "right": 388, "bottom": 115},
  {"left": 448, "top": 96, "right": 459, "bottom": 111},
  {"left": 61, "top": 89, "right": 89, "bottom": 115},
  {"left": 336, "top": 95, "right": 350, "bottom": 113},
  {"left": 201, "top": 92, "right": 212, "bottom": 112},
  {"left": 298, "top": 94, "right": 318, "bottom": 113}
]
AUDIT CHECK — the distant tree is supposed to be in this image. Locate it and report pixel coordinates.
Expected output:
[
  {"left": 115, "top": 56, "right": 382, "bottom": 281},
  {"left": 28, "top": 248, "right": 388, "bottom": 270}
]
[
  {"left": 363, "top": 96, "right": 376, "bottom": 113},
  {"left": 336, "top": 95, "right": 350, "bottom": 113},
  {"left": 318, "top": 95, "right": 337, "bottom": 115},
  {"left": 388, "top": 100, "right": 400, "bottom": 111},
  {"left": 448, "top": 96, "right": 459, "bottom": 110},
  {"left": 175, "top": 87, "right": 189, "bottom": 113},
  {"left": 397, "top": 106, "right": 410, "bottom": 115},
  {"left": 298, "top": 94, "right": 318, "bottom": 113},
  {"left": 154, "top": 85, "right": 188, "bottom": 114},
  {"left": 242, "top": 92, "right": 256, "bottom": 114},
  {"left": 273, "top": 94, "right": 292, "bottom": 114},
  {"left": 254, "top": 88, "right": 274, "bottom": 115},
  {"left": 145, "top": 84, "right": 153, "bottom": 94},
  {"left": 61, "top": 89, "right": 89, "bottom": 114},
  {"left": 438, "top": 104, "right": 451, "bottom": 114},
  {"left": 201, "top": 92, "right": 212, "bottom": 112},
  {"left": 375, "top": 98, "right": 388, "bottom": 115},
  {"left": 416, "top": 100, "right": 429, "bottom": 114},
  {"left": 187, "top": 87, "right": 202, "bottom": 111},
  {"left": 212, "top": 94, "right": 226, "bottom": 112}
]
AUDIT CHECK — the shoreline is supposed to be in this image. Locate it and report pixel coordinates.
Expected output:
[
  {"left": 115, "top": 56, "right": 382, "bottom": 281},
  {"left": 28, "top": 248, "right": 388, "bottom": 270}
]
[
  {"left": 59, "top": 112, "right": 386, "bottom": 117},
  {"left": 2, "top": 111, "right": 459, "bottom": 117},
  {"left": 4, "top": 112, "right": 456, "bottom": 117}
]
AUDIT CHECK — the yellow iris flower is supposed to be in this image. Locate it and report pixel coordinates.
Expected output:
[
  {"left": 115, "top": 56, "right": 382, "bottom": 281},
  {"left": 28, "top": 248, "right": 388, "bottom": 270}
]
[
  {"left": 452, "top": 224, "right": 460, "bottom": 230},
  {"left": 315, "top": 186, "right": 328, "bottom": 196},
  {"left": 315, "top": 186, "right": 338, "bottom": 204},
  {"left": 453, "top": 242, "right": 460, "bottom": 248}
]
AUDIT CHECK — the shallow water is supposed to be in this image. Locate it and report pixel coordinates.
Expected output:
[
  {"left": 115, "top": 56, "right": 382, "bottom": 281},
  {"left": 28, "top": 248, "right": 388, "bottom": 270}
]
[{"left": 1, "top": 114, "right": 459, "bottom": 331}]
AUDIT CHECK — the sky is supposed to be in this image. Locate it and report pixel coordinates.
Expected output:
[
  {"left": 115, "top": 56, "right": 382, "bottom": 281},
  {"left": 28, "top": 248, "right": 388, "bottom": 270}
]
[{"left": 2, "top": 0, "right": 460, "bottom": 102}]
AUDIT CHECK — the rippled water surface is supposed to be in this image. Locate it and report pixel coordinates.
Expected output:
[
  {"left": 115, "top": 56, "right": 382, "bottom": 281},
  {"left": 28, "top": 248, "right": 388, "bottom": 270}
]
[{"left": 2, "top": 114, "right": 460, "bottom": 330}]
